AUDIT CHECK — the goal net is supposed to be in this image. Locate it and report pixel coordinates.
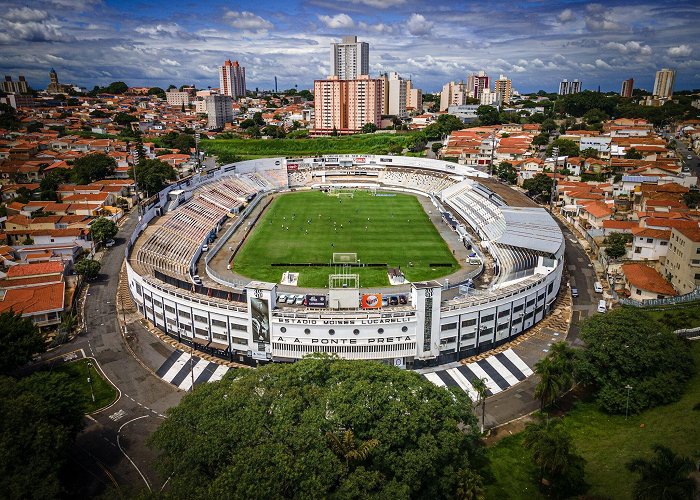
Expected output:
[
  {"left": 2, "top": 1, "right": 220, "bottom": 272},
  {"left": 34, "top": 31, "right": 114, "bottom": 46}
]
[
  {"left": 333, "top": 252, "right": 358, "bottom": 264},
  {"left": 328, "top": 187, "right": 354, "bottom": 198}
]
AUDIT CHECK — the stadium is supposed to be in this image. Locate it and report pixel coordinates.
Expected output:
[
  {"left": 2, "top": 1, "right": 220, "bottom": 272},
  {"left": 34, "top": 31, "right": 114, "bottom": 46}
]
[{"left": 125, "top": 155, "right": 564, "bottom": 369}]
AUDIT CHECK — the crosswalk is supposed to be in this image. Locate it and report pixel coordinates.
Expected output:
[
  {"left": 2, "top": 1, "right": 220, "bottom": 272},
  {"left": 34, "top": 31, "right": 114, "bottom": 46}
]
[
  {"left": 422, "top": 349, "right": 533, "bottom": 400},
  {"left": 156, "top": 350, "right": 230, "bottom": 391}
]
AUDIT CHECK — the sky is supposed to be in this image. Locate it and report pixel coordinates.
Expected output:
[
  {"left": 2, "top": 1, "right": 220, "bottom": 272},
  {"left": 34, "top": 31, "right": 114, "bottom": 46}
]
[{"left": 1, "top": 0, "right": 699, "bottom": 94}]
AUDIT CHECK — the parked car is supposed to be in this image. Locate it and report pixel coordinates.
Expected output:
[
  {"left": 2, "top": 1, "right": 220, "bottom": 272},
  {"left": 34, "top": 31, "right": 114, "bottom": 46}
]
[
  {"left": 192, "top": 275, "right": 202, "bottom": 285},
  {"left": 294, "top": 295, "right": 304, "bottom": 305},
  {"left": 688, "top": 154, "right": 693, "bottom": 160},
  {"left": 571, "top": 287, "right": 578, "bottom": 298},
  {"left": 105, "top": 239, "right": 115, "bottom": 247},
  {"left": 277, "top": 294, "right": 288, "bottom": 303},
  {"left": 597, "top": 300, "right": 607, "bottom": 313},
  {"left": 594, "top": 281, "right": 603, "bottom": 293},
  {"left": 202, "top": 244, "right": 209, "bottom": 252}
]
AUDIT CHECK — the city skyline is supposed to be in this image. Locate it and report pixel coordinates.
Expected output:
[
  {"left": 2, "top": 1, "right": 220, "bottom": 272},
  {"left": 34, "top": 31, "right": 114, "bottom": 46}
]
[{"left": 0, "top": 0, "right": 699, "bottom": 93}]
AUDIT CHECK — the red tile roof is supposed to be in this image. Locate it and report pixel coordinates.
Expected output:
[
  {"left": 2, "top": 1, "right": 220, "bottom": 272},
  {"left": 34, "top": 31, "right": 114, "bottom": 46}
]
[
  {"left": 6, "top": 261, "right": 64, "bottom": 279},
  {"left": 621, "top": 263, "right": 677, "bottom": 296},
  {"left": 675, "top": 226, "right": 700, "bottom": 242},
  {"left": 0, "top": 282, "right": 65, "bottom": 314},
  {"left": 602, "top": 220, "right": 639, "bottom": 230}
]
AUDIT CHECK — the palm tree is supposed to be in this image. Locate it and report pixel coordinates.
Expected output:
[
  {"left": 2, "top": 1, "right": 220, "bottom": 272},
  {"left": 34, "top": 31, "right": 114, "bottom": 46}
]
[
  {"left": 325, "top": 429, "right": 379, "bottom": 471},
  {"left": 471, "top": 377, "right": 488, "bottom": 434},
  {"left": 523, "top": 416, "right": 575, "bottom": 485},
  {"left": 454, "top": 467, "right": 485, "bottom": 500},
  {"left": 548, "top": 341, "right": 576, "bottom": 388},
  {"left": 534, "top": 357, "right": 562, "bottom": 410},
  {"left": 626, "top": 445, "right": 696, "bottom": 500}
]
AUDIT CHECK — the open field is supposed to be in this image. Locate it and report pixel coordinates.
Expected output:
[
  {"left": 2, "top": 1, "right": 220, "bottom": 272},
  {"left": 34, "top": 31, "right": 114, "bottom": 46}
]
[
  {"left": 52, "top": 359, "right": 118, "bottom": 413},
  {"left": 486, "top": 340, "right": 700, "bottom": 500},
  {"left": 201, "top": 134, "right": 413, "bottom": 159},
  {"left": 232, "top": 190, "right": 459, "bottom": 287}
]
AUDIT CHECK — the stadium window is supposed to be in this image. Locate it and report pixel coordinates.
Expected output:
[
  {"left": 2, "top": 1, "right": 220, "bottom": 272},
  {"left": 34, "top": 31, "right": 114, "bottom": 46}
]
[
  {"left": 526, "top": 299, "right": 535, "bottom": 308},
  {"left": 280, "top": 327, "right": 286, "bottom": 333},
  {"left": 213, "top": 333, "right": 227, "bottom": 341},
  {"left": 462, "top": 318, "right": 477, "bottom": 327},
  {"left": 178, "top": 310, "right": 191, "bottom": 319},
  {"left": 461, "top": 332, "right": 476, "bottom": 341},
  {"left": 481, "top": 314, "right": 494, "bottom": 322},
  {"left": 498, "top": 310, "right": 510, "bottom": 318},
  {"left": 232, "top": 337, "right": 248, "bottom": 345},
  {"left": 305, "top": 328, "right": 311, "bottom": 334},
  {"left": 548, "top": 283, "right": 554, "bottom": 294},
  {"left": 230, "top": 323, "right": 246, "bottom": 331},
  {"left": 164, "top": 305, "right": 175, "bottom": 314},
  {"left": 497, "top": 323, "right": 509, "bottom": 331},
  {"left": 153, "top": 300, "right": 162, "bottom": 308},
  {"left": 441, "top": 322, "right": 457, "bottom": 331},
  {"left": 353, "top": 329, "right": 360, "bottom": 335},
  {"left": 512, "top": 317, "right": 522, "bottom": 324},
  {"left": 195, "top": 328, "right": 208, "bottom": 337},
  {"left": 194, "top": 314, "right": 207, "bottom": 323},
  {"left": 378, "top": 328, "right": 384, "bottom": 334},
  {"left": 524, "top": 311, "right": 534, "bottom": 319}
]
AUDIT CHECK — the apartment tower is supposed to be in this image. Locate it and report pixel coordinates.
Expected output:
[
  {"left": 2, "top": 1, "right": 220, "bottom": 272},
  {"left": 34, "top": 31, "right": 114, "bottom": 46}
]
[
  {"left": 620, "top": 78, "right": 634, "bottom": 98},
  {"left": 219, "top": 60, "right": 246, "bottom": 100},
  {"left": 330, "top": 36, "right": 369, "bottom": 80},
  {"left": 653, "top": 68, "right": 676, "bottom": 99}
]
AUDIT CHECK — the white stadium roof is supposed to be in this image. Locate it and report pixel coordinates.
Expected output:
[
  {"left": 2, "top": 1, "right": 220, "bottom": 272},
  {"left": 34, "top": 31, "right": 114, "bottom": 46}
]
[{"left": 496, "top": 207, "right": 564, "bottom": 255}]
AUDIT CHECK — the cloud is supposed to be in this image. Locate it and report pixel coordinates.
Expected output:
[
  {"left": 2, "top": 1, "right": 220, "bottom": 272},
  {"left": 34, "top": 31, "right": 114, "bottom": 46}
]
[
  {"left": 604, "top": 41, "right": 652, "bottom": 55},
  {"left": 557, "top": 8, "right": 574, "bottom": 23},
  {"left": 4, "top": 7, "right": 49, "bottom": 22},
  {"left": 159, "top": 58, "right": 181, "bottom": 67},
  {"left": 584, "top": 4, "right": 624, "bottom": 31},
  {"left": 348, "top": 0, "right": 406, "bottom": 7},
  {"left": 358, "top": 21, "right": 393, "bottom": 33},
  {"left": 667, "top": 44, "right": 692, "bottom": 57},
  {"left": 318, "top": 13, "right": 354, "bottom": 29},
  {"left": 595, "top": 58, "right": 612, "bottom": 69},
  {"left": 406, "top": 13, "right": 433, "bottom": 36},
  {"left": 223, "top": 10, "right": 273, "bottom": 31}
]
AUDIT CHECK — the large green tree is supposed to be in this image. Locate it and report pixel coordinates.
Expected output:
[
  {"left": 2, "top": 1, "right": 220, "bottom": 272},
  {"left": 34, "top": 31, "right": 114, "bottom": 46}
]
[
  {"left": 604, "top": 232, "right": 632, "bottom": 260},
  {"left": 130, "top": 158, "right": 176, "bottom": 195},
  {"left": 476, "top": 105, "right": 500, "bottom": 126},
  {"left": 75, "top": 258, "right": 101, "bottom": 280},
  {"left": 89, "top": 217, "right": 118, "bottom": 244},
  {"left": 522, "top": 173, "right": 553, "bottom": 198},
  {"left": 574, "top": 308, "right": 695, "bottom": 414},
  {"left": 0, "top": 372, "right": 85, "bottom": 499},
  {"left": 0, "top": 311, "right": 45, "bottom": 374},
  {"left": 496, "top": 161, "right": 517, "bottom": 184},
  {"left": 626, "top": 445, "right": 697, "bottom": 500},
  {"left": 149, "top": 355, "right": 486, "bottom": 499},
  {"left": 71, "top": 153, "right": 117, "bottom": 184},
  {"left": 546, "top": 138, "right": 580, "bottom": 157},
  {"left": 105, "top": 81, "right": 128, "bottom": 94}
]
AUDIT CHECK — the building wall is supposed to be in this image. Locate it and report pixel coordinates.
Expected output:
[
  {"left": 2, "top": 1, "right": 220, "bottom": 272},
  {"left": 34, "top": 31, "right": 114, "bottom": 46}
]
[
  {"left": 387, "top": 72, "right": 407, "bottom": 117},
  {"left": 653, "top": 69, "right": 676, "bottom": 99},
  {"left": 206, "top": 95, "right": 233, "bottom": 130},
  {"left": 166, "top": 91, "right": 191, "bottom": 107},
  {"left": 330, "top": 36, "right": 369, "bottom": 80},
  {"left": 631, "top": 236, "right": 668, "bottom": 261},
  {"left": 313, "top": 76, "right": 382, "bottom": 133},
  {"left": 663, "top": 228, "right": 700, "bottom": 294}
]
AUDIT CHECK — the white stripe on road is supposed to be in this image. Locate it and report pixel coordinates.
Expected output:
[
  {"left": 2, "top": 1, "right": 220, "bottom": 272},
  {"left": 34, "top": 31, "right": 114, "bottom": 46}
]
[
  {"left": 161, "top": 352, "right": 191, "bottom": 383},
  {"left": 423, "top": 372, "right": 446, "bottom": 387},
  {"left": 178, "top": 358, "right": 211, "bottom": 391},
  {"left": 503, "top": 349, "right": 534, "bottom": 376},
  {"left": 208, "top": 364, "right": 229, "bottom": 383},
  {"left": 466, "top": 363, "right": 502, "bottom": 395},
  {"left": 486, "top": 356, "right": 520, "bottom": 386},
  {"left": 446, "top": 368, "right": 478, "bottom": 401}
]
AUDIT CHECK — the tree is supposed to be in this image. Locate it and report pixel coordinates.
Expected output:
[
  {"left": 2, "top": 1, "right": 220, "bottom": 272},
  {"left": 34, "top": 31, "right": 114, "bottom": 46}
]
[
  {"left": 496, "top": 161, "right": 517, "bottom": 184},
  {"left": 0, "top": 103, "right": 21, "bottom": 130},
  {"left": 130, "top": 158, "right": 176, "bottom": 195},
  {"left": 454, "top": 467, "right": 486, "bottom": 500},
  {"left": 540, "top": 119, "right": 557, "bottom": 134},
  {"left": 523, "top": 173, "right": 553, "bottom": 198},
  {"left": 148, "top": 87, "right": 166, "bottom": 98},
  {"left": 0, "top": 372, "right": 86, "bottom": 499},
  {"left": 604, "top": 232, "right": 632, "bottom": 260},
  {"left": 583, "top": 108, "right": 609, "bottom": 125},
  {"left": 72, "top": 153, "right": 116, "bottom": 184},
  {"left": 89, "top": 217, "right": 117, "bottom": 244},
  {"left": 112, "top": 112, "right": 137, "bottom": 126},
  {"left": 625, "top": 147, "right": 644, "bottom": 159},
  {"left": 546, "top": 138, "right": 579, "bottom": 157},
  {"left": 574, "top": 308, "right": 695, "bottom": 414},
  {"left": 361, "top": 123, "right": 378, "bottom": 134},
  {"left": 471, "top": 377, "right": 488, "bottom": 434},
  {"left": 683, "top": 189, "right": 700, "bottom": 209},
  {"left": 149, "top": 355, "right": 486, "bottom": 499},
  {"left": 580, "top": 147, "right": 599, "bottom": 159},
  {"left": 75, "top": 258, "right": 101, "bottom": 280},
  {"left": 476, "top": 105, "right": 500, "bottom": 125},
  {"left": 531, "top": 134, "right": 549, "bottom": 147},
  {"left": 105, "top": 81, "right": 128, "bottom": 94},
  {"left": 523, "top": 416, "right": 587, "bottom": 497},
  {"left": 626, "top": 445, "right": 696, "bottom": 500},
  {"left": 431, "top": 142, "right": 443, "bottom": 154},
  {"left": 173, "top": 133, "right": 195, "bottom": 154},
  {"left": 40, "top": 171, "right": 66, "bottom": 201},
  {"left": 0, "top": 311, "right": 45, "bottom": 374}
]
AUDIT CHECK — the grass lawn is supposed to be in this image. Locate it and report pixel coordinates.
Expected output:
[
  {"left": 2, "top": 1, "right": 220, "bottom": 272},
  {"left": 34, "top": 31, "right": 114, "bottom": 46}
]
[
  {"left": 232, "top": 190, "right": 459, "bottom": 287},
  {"left": 486, "top": 341, "right": 700, "bottom": 500},
  {"left": 642, "top": 301, "right": 700, "bottom": 330},
  {"left": 201, "top": 134, "right": 413, "bottom": 159},
  {"left": 52, "top": 358, "right": 118, "bottom": 414}
]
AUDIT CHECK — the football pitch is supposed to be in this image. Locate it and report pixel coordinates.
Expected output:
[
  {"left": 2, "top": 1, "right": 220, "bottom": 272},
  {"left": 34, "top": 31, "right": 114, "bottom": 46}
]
[{"left": 232, "top": 190, "right": 460, "bottom": 287}]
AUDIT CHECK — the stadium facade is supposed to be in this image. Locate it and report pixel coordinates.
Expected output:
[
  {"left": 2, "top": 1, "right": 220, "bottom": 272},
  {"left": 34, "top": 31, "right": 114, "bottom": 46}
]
[{"left": 125, "top": 156, "right": 564, "bottom": 369}]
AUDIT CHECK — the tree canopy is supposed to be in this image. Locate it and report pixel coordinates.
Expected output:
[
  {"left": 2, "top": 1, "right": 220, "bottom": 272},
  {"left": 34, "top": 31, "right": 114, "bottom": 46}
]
[
  {"left": 0, "top": 372, "right": 85, "bottom": 499},
  {"left": 547, "top": 138, "right": 580, "bottom": 157},
  {"left": 130, "top": 158, "right": 176, "bottom": 195},
  {"left": 104, "top": 81, "right": 128, "bottom": 94},
  {"left": 574, "top": 308, "right": 695, "bottom": 414},
  {"left": 71, "top": 153, "right": 116, "bottom": 184},
  {"left": 626, "top": 445, "right": 697, "bottom": 500},
  {"left": 89, "top": 217, "right": 117, "bottom": 244},
  {"left": 150, "top": 355, "right": 486, "bottom": 499},
  {"left": 523, "top": 173, "right": 553, "bottom": 198},
  {"left": 75, "top": 258, "right": 101, "bottom": 280},
  {"left": 604, "top": 232, "right": 632, "bottom": 259},
  {"left": 0, "top": 311, "right": 45, "bottom": 374}
]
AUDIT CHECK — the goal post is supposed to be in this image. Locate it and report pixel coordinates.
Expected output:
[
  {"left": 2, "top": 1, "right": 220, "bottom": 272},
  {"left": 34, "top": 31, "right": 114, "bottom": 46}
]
[{"left": 333, "top": 252, "right": 358, "bottom": 264}]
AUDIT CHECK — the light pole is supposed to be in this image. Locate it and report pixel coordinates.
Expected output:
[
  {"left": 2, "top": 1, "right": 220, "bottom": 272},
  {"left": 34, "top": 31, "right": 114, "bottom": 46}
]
[
  {"left": 550, "top": 146, "right": 559, "bottom": 213},
  {"left": 86, "top": 362, "right": 95, "bottom": 403},
  {"left": 625, "top": 384, "right": 633, "bottom": 420}
]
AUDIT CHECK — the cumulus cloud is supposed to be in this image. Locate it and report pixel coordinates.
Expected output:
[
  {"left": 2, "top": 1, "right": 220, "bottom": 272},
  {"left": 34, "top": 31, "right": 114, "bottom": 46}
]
[
  {"left": 4, "top": 7, "right": 49, "bottom": 22},
  {"left": 584, "top": 3, "right": 624, "bottom": 31},
  {"left": 358, "top": 21, "right": 393, "bottom": 33},
  {"left": 406, "top": 13, "right": 433, "bottom": 36},
  {"left": 0, "top": 18, "right": 68, "bottom": 43},
  {"left": 159, "top": 58, "right": 180, "bottom": 67},
  {"left": 595, "top": 58, "right": 612, "bottom": 69},
  {"left": 604, "top": 41, "right": 651, "bottom": 55},
  {"left": 223, "top": 10, "right": 273, "bottom": 31},
  {"left": 318, "top": 13, "right": 354, "bottom": 29},
  {"left": 349, "top": 0, "right": 406, "bottom": 7},
  {"left": 667, "top": 44, "right": 692, "bottom": 57},
  {"left": 557, "top": 8, "right": 574, "bottom": 23}
]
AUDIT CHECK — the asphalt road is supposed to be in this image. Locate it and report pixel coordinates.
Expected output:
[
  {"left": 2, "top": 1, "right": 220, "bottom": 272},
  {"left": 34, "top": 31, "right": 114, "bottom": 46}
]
[
  {"left": 674, "top": 137, "right": 699, "bottom": 182},
  {"left": 41, "top": 211, "right": 183, "bottom": 496}
]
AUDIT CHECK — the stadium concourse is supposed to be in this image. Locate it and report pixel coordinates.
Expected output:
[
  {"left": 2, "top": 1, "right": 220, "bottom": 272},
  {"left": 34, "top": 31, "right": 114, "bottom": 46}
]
[{"left": 125, "top": 155, "right": 564, "bottom": 381}]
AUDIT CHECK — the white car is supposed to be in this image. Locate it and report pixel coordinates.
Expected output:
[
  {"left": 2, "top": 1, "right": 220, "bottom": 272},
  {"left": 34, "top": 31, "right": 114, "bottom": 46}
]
[
  {"left": 597, "top": 300, "right": 607, "bottom": 313},
  {"left": 294, "top": 294, "right": 305, "bottom": 305},
  {"left": 277, "top": 294, "right": 288, "bottom": 304},
  {"left": 594, "top": 281, "right": 603, "bottom": 293},
  {"left": 688, "top": 154, "right": 693, "bottom": 160}
]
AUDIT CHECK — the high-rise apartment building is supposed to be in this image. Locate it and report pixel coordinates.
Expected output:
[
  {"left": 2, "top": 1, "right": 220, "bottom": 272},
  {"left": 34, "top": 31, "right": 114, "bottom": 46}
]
[
  {"left": 480, "top": 88, "right": 502, "bottom": 106},
  {"left": 494, "top": 74, "right": 512, "bottom": 104},
  {"left": 620, "top": 78, "right": 634, "bottom": 98},
  {"left": 313, "top": 75, "right": 382, "bottom": 135},
  {"left": 467, "top": 71, "right": 490, "bottom": 99},
  {"left": 653, "top": 68, "right": 676, "bottom": 99},
  {"left": 219, "top": 60, "right": 246, "bottom": 100},
  {"left": 206, "top": 95, "right": 233, "bottom": 130},
  {"left": 1, "top": 75, "right": 28, "bottom": 94},
  {"left": 405, "top": 79, "right": 423, "bottom": 113},
  {"left": 440, "top": 81, "right": 468, "bottom": 111},
  {"left": 663, "top": 227, "right": 700, "bottom": 295},
  {"left": 387, "top": 72, "right": 407, "bottom": 118},
  {"left": 558, "top": 79, "right": 581, "bottom": 95},
  {"left": 330, "top": 36, "right": 369, "bottom": 80}
]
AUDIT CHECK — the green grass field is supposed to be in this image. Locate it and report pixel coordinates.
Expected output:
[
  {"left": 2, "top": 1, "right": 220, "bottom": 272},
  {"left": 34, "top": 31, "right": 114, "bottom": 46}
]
[
  {"left": 232, "top": 190, "right": 459, "bottom": 287},
  {"left": 486, "top": 340, "right": 700, "bottom": 500},
  {"left": 201, "top": 134, "right": 413, "bottom": 160},
  {"left": 52, "top": 359, "right": 118, "bottom": 413}
]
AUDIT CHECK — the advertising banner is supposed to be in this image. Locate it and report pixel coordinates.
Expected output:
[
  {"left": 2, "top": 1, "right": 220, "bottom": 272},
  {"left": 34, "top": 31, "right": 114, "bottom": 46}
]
[
  {"left": 250, "top": 297, "right": 270, "bottom": 344},
  {"left": 305, "top": 294, "right": 327, "bottom": 307},
  {"left": 286, "top": 163, "right": 299, "bottom": 171},
  {"left": 361, "top": 293, "right": 382, "bottom": 309}
]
